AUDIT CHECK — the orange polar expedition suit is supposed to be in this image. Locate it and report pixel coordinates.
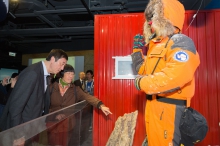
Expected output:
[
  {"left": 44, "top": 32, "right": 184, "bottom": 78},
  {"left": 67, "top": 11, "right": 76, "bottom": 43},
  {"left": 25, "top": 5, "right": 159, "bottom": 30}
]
[{"left": 133, "top": 0, "right": 200, "bottom": 145}]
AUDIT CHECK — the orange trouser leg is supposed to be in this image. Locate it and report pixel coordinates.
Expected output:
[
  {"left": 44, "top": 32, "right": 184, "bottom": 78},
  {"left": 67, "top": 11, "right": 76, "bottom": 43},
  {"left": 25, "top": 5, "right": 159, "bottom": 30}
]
[{"left": 145, "top": 99, "right": 185, "bottom": 146}]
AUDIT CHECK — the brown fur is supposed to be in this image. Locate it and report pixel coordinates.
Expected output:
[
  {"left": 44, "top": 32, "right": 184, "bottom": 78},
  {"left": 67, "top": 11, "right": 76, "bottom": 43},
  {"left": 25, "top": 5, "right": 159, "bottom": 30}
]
[{"left": 143, "top": 0, "right": 175, "bottom": 44}]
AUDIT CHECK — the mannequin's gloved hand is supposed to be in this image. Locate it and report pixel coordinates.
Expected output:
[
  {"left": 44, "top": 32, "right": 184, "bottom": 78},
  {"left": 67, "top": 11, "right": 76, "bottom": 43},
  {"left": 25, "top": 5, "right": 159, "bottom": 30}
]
[
  {"left": 134, "top": 76, "right": 143, "bottom": 90},
  {"left": 133, "top": 34, "right": 146, "bottom": 49},
  {"left": 131, "top": 34, "right": 146, "bottom": 73}
]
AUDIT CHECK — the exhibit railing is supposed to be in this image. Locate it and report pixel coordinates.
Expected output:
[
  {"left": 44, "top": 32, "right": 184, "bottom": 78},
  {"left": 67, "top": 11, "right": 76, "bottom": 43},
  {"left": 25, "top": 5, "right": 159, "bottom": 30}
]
[{"left": 0, "top": 100, "right": 93, "bottom": 146}]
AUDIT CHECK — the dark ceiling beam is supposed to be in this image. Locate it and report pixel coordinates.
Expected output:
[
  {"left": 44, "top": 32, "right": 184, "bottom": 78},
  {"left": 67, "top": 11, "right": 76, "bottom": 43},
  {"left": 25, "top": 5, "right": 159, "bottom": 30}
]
[
  {"left": 91, "top": 5, "right": 123, "bottom": 11},
  {"left": 125, "top": 1, "right": 148, "bottom": 11},
  {"left": 34, "top": 11, "right": 57, "bottom": 28},
  {"left": 15, "top": 0, "right": 47, "bottom": 10},
  {"left": 126, "top": 1, "right": 148, "bottom": 6},
  {"left": 15, "top": 6, "right": 122, "bottom": 17},
  {"left": 37, "top": 16, "right": 63, "bottom": 38},
  {"left": 16, "top": 8, "right": 87, "bottom": 17},
  {"left": 80, "top": 0, "right": 94, "bottom": 20},
  {"left": 10, "top": 38, "right": 72, "bottom": 43},
  {"left": 10, "top": 35, "right": 94, "bottom": 43},
  {"left": 190, "top": 0, "right": 203, "bottom": 10},
  {"left": 45, "top": 0, "right": 56, "bottom": 9},
  {"left": 179, "top": 0, "right": 211, "bottom": 10},
  {"left": 34, "top": 11, "right": 64, "bottom": 38},
  {"left": 0, "top": 26, "right": 94, "bottom": 37}
]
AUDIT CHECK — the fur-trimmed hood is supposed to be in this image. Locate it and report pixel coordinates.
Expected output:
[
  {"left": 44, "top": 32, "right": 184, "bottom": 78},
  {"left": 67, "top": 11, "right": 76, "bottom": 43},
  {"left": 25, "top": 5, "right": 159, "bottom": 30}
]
[{"left": 143, "top": 0, "right": 185, "bottom": 44}]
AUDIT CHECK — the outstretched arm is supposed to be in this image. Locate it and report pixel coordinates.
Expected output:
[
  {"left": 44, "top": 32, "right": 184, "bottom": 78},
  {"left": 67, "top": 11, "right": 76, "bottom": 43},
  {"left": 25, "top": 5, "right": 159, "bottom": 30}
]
[
  {"left": 76, "top": 86, "right": 112, "bottom": 116},
  {"left": 99, "top": 104, "right": 112, "bottom": 116}
]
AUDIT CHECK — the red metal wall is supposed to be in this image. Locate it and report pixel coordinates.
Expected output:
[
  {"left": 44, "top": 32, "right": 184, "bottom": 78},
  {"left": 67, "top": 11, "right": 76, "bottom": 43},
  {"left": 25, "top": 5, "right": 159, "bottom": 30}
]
[{"left": 94, "top": 10, "right": 220, "bottom": 146}]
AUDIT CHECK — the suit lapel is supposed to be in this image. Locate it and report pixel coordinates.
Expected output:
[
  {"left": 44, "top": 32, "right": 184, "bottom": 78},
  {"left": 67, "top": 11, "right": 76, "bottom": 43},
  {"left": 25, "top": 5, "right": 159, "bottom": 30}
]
[{"left": 39, "top": 62, "right": 45, "bottom": 94}]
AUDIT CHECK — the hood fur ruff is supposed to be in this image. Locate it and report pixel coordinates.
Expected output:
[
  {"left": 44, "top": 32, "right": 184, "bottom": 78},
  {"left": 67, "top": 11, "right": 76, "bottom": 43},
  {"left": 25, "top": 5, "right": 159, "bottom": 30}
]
[{"left": 143, "top": 0, "right": 185, "bottom": 44}]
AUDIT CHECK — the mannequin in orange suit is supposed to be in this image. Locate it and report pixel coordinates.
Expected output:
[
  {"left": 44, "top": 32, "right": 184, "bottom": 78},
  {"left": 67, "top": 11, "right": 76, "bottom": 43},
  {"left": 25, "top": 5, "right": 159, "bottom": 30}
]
[{"left": 131, "top": 0, "right": 200, "bottom": 145}]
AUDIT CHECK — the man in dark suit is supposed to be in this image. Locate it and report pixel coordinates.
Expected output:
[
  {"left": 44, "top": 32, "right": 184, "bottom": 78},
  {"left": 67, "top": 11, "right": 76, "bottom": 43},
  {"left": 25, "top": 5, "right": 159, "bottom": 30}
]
[
  {"left": 74, "top": 72, "right": 86, "bottom": 91},
  {"left": 0, "top": 49, "right": 68, "bottom": 131}
]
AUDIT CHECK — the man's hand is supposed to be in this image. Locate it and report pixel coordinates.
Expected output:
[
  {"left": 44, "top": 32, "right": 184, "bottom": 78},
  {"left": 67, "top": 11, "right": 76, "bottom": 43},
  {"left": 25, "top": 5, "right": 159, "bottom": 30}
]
[
  {"left": 133, "top": 34, "right": 146, "bottom": 49},
  {"left": 13, "top": 136, "right": 25, "bottom": 146},
  {"left": 11, "top": 76, "right": 18, "bottom": 88},
  {"left": 2, "top": 76, "right": 10, "bottom": 86},
  {"left": 100, "top": 105, "right": 112, "bottom": 116}
]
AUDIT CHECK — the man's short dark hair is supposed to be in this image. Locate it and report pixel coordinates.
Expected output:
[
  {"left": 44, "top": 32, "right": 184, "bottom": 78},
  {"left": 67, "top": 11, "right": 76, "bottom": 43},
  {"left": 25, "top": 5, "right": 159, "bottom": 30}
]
[
  {"left": 86, "top": 70, "right": 93, "bottom": 76},
  {"left": 46, "top": 49, "right": 68, "bottom": 61}
]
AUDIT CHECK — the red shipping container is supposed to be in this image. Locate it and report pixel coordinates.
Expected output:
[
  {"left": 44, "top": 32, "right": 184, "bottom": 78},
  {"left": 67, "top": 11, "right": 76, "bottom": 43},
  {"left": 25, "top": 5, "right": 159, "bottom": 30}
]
[{"left": 94, "top": 10, "right": 220, "bottom": 146}]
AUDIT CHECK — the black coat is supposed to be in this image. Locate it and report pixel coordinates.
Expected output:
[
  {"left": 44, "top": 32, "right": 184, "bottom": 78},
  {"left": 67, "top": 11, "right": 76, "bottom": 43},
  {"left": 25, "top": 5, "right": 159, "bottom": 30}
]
[
  {"left": 0, "top": 84, "right": 7, "bottom": 105},
  {"left": 73, "top": 79, "right": 84, "bottom": 90},
  {"left": 0, "top": 62, "right": 47, "bottom": 131},
  {"left": 0, "top": 87, "right": 12, "bottom": 105}
]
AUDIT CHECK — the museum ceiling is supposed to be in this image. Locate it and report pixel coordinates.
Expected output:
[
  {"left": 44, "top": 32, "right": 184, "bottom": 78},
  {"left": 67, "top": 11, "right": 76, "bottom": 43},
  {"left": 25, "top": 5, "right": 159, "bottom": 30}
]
[{"left": 0, "top": 0, "right": 212, "bottom": 54}]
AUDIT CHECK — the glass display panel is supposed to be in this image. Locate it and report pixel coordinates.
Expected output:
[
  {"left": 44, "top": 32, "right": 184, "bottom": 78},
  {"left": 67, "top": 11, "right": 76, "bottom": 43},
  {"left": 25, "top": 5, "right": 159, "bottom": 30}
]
[{"left": 0, "top": 100, "right": 93, "bottom": 146}]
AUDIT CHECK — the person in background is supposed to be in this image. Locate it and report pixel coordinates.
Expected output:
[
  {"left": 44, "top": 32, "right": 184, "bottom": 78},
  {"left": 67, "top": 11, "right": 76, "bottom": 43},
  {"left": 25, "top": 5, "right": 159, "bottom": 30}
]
[
  {"left": 45, "top": 64, "right": 112, "bottom": 146},
  {"left": 84, "top": 70, "right": 95, "bottom": 131},
  {"left": 0, "top": 73, "right": 19, "bottom": 118},
  {"left": 74, "top": 72, "right": 86, "bottom": 91},
  {"left": 0, "top": 49, "right": 68, "bottom": 131},
  {"left": 0, "top": 0, "right": 7, "bottom": 22},
  {"left": 85, "top": 70, "right": 94, "bottom": 96},
  {"left": 131, "top": 0, "right": 200, "bottom": 145}
]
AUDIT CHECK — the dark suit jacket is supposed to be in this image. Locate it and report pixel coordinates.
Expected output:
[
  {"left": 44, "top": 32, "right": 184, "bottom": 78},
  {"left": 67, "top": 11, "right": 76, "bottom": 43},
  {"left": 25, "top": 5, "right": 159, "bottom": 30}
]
[
  {"left": 73, "top": 79, "right": 84, "bottom": 90},
  {"left": 0, "top": 62, "right": 46, "bottom": 131},
  {"left": 0, "top": 84, "right": 7, "bottom": 105}
]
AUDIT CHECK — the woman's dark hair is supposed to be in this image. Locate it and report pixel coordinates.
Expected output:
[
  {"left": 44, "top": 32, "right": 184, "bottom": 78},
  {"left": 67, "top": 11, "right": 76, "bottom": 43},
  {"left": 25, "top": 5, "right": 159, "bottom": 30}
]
[
  {"left": 60, "top": 64, "right": 75, "bottom": 77},
  {"left": 11, "top": 73, "right": 19, "bottom": 78},
  {"left": 46, "top": 49, "right": 68, "bottom": 61}
]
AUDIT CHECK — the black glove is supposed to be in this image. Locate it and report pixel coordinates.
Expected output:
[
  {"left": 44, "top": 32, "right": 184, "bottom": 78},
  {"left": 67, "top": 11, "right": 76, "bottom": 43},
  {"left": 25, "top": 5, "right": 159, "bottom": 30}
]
[{"left": 131, "top": 51, "right": 144, "bottom": 73}]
